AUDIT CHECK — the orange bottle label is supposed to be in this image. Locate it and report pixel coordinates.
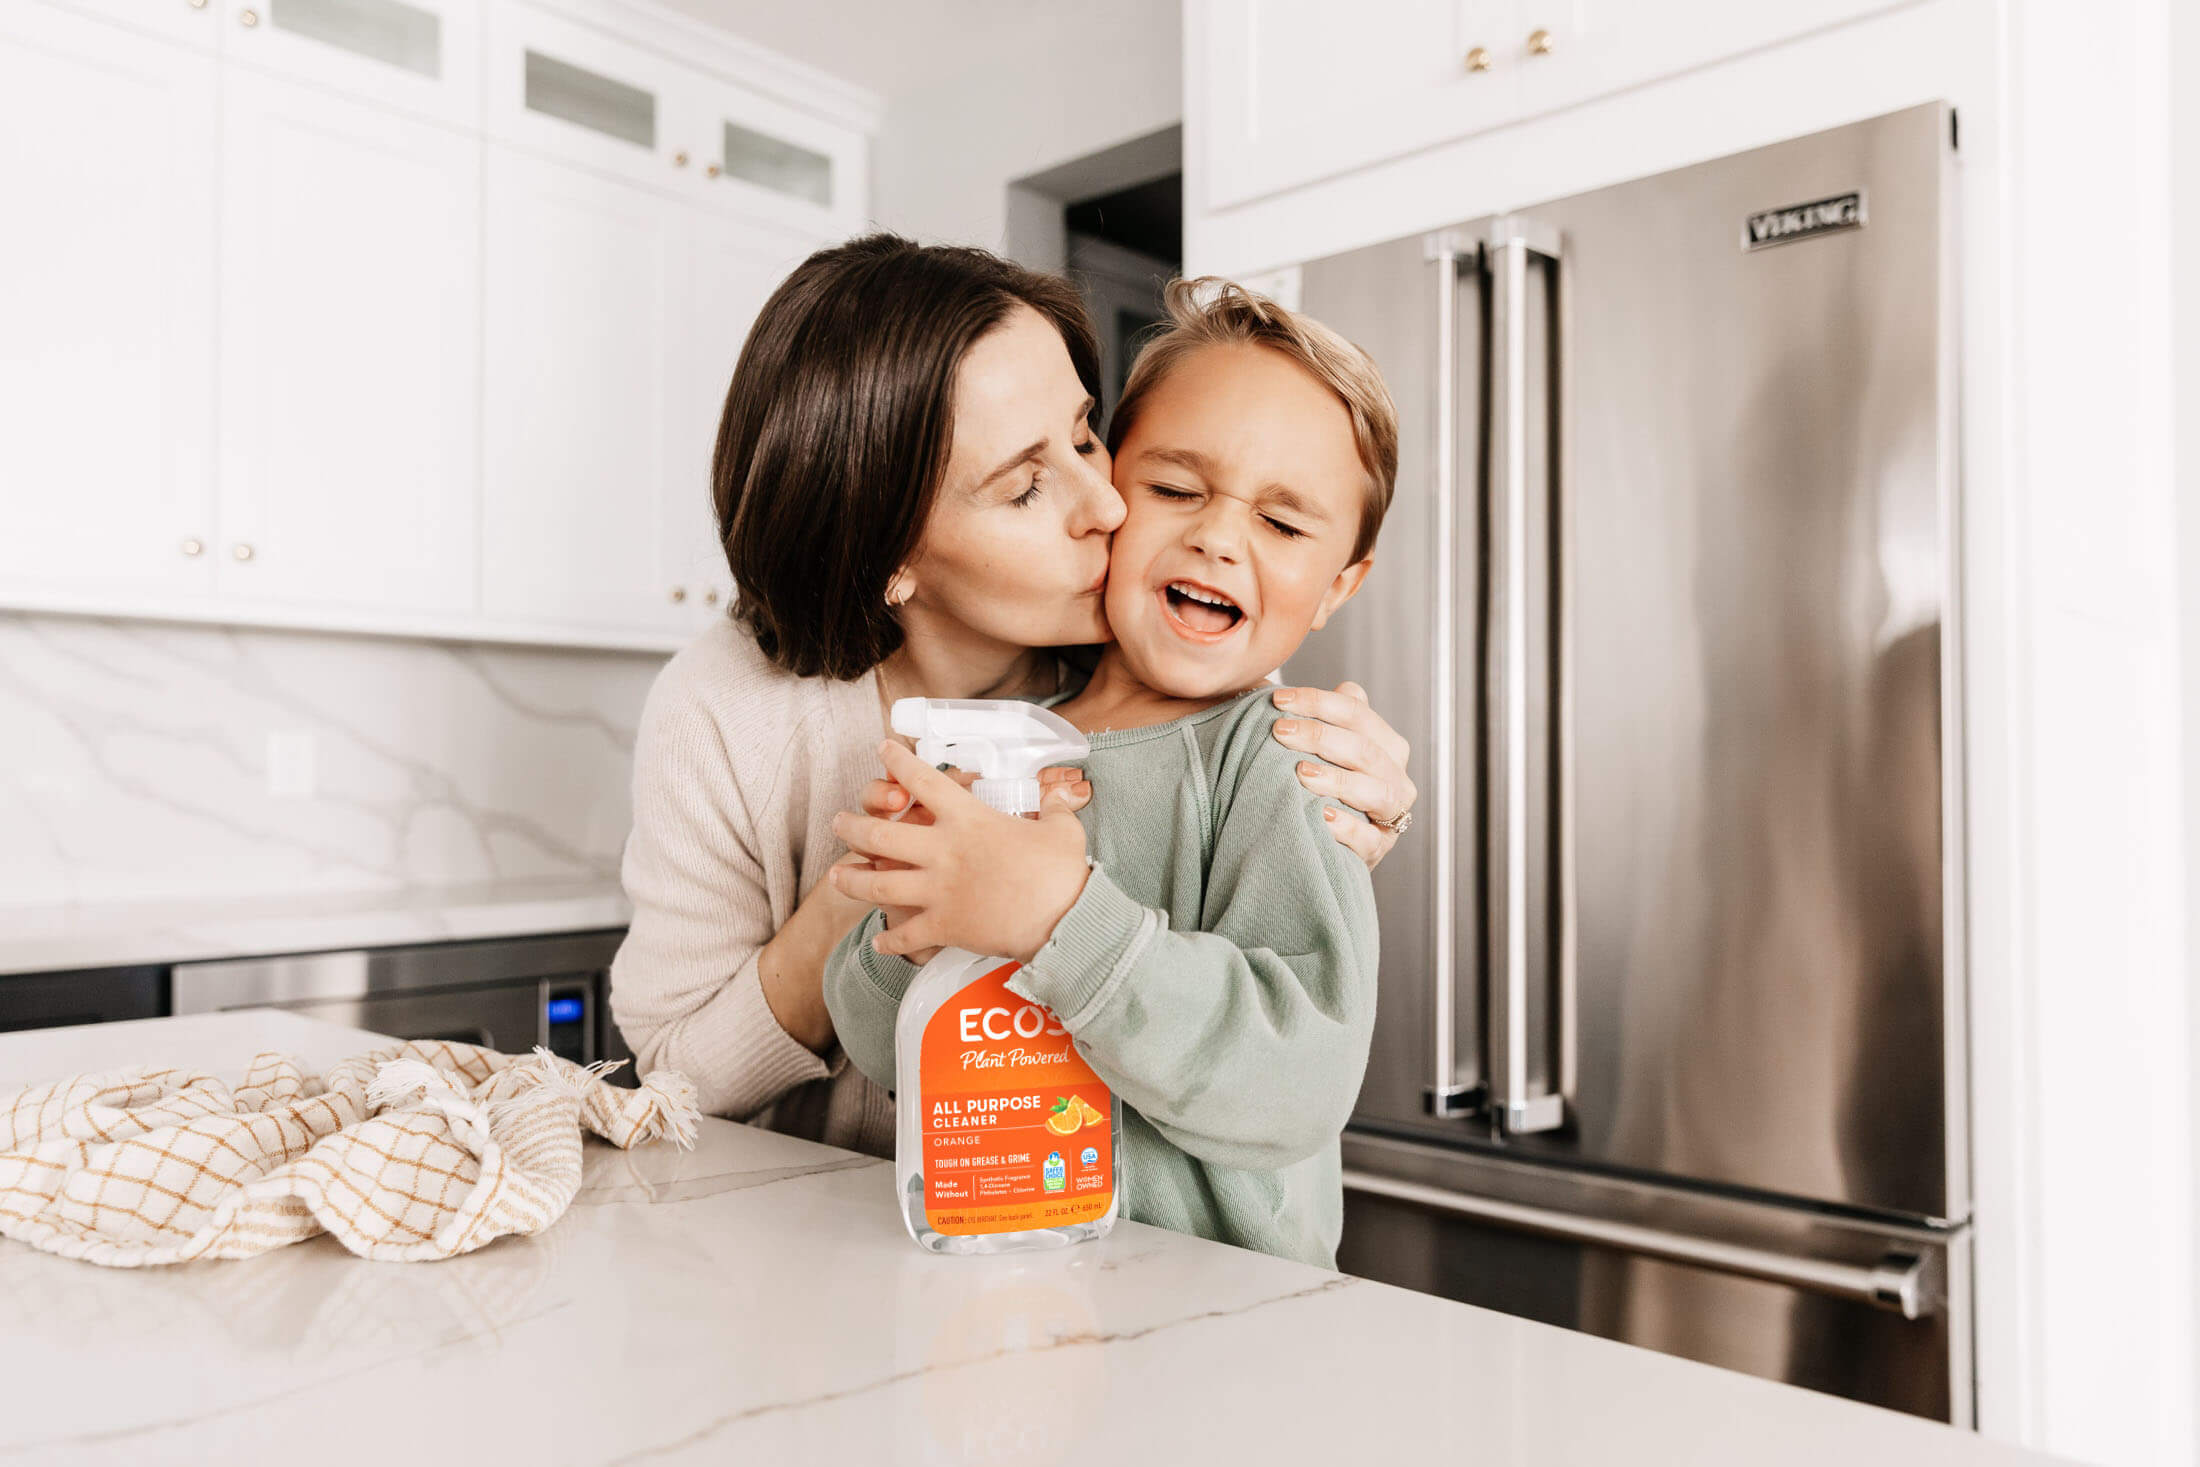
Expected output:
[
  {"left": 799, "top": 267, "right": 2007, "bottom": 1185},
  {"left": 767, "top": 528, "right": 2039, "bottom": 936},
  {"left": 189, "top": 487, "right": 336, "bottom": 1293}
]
[{"left": 919, "top": 960, "right": 1115, "bottom": 1236}]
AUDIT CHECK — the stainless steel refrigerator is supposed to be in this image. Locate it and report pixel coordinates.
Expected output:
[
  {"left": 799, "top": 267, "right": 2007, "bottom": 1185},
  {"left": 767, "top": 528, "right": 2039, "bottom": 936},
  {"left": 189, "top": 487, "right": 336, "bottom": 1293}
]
[{"left": 1283, "top": 104, "right": 1967, "bottom": 1422}]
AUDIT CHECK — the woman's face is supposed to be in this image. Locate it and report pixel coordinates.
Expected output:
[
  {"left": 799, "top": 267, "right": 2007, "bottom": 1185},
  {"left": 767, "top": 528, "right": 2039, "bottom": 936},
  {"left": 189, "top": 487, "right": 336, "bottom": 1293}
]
[{"left": 898, "top": 306, "right": 1124, "bottom": 650}]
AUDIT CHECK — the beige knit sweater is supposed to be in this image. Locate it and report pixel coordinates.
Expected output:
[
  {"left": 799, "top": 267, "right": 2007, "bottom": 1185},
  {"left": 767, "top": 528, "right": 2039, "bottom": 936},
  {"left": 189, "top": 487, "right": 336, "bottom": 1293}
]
[{"left": 608, "top": 617, "right": 896, "bottom": 1156}]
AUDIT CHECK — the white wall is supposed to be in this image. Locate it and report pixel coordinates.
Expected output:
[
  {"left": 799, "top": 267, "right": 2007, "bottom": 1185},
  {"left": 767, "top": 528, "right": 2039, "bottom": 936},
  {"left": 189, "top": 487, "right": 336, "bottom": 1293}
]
[
  {"left": 2175, "top": 0, "right": 2200, "bottom": 1456},
  {"left": 868, "top": 0, "right": 1182, "bottom": 254},
  {"left": 0, "top": 613, "right": 664, "bottom": 907},
  {"left": 1183, "top": 2, "right": 2196, "bottom": 1461}
]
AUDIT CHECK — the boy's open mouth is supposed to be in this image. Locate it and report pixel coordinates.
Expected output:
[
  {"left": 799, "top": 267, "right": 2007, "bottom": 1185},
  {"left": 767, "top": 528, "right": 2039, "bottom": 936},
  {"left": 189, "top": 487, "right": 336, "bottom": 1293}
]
[{"left": 1162, "top": 580, "right": 1245, "bottom": 639}]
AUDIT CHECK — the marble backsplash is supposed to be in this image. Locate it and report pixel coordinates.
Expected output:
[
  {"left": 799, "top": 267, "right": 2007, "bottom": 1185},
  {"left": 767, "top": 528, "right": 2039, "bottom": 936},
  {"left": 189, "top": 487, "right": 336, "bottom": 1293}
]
[{"left": 0, "top": 613, "right": 669, "bottom": 909}]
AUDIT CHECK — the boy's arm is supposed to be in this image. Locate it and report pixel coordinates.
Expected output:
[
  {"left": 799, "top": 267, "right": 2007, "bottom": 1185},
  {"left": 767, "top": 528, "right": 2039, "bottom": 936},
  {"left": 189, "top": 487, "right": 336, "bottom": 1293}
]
[
  {"left": 820, "top": 909, "right": 922, "bottom": 1091},
  {"left": 1008, "top": 732, "right": 1380, "bottom": 1173}
]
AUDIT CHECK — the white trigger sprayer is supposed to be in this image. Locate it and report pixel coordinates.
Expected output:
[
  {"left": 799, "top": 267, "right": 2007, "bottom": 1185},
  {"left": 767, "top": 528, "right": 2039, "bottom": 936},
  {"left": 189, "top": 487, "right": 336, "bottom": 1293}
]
[{"left": 890, "top": 698, "right": 1089, "bottom": 817}]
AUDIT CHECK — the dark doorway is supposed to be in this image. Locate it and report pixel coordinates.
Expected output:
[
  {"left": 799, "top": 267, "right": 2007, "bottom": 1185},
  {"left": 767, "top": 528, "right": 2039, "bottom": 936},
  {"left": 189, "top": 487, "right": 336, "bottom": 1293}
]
[{"left": 1064, "top": 171, "right": 1181, "bottom": 419}]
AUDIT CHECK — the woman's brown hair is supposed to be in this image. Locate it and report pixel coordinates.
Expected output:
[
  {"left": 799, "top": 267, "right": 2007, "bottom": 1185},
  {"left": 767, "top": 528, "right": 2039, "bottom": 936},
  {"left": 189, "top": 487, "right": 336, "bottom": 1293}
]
[{"left": 713, "top": 233, "right": 1102, "bottom": 679}]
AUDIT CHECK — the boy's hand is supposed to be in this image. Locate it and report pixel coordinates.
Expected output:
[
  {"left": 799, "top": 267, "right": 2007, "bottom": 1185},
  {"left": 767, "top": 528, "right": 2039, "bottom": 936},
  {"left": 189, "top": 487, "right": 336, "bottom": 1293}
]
[
  {"left": 829, "top": 742, "right": 1092, "bottom": 965},
  {"left": 857, "top": 765, "right": 1091, "bottom": 824}
]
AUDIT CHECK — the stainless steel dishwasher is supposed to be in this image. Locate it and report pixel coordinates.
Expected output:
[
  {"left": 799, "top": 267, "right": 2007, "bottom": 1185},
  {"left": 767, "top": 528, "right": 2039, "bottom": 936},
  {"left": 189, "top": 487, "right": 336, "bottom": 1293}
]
[{"left": 172, "top": 930, "right": 631, "bottom": 1074}]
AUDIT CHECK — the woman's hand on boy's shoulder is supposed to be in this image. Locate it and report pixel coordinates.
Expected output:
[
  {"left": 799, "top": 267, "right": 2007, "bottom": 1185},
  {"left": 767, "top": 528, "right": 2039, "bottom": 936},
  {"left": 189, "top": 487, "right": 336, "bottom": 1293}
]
[{"left": 1269, "top": 681, "right": 1417, "bottom": 871}]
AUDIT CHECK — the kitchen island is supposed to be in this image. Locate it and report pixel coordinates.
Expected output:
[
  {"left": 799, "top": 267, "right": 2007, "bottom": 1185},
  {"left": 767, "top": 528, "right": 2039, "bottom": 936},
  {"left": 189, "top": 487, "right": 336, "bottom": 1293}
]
[{"left": 0, "top": 1012, "right": 2068, "bottom": 1467}]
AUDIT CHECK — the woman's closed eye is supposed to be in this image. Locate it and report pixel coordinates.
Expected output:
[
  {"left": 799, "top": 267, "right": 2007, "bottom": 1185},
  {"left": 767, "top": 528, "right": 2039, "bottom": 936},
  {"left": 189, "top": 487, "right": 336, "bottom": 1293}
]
[
  {"left": 1263, "top": 515, "right": 1307, "bottom": 539},
  {"left": 1145, "top": 483, "right": 1199, "bottom": 502},
  {"left": 1010, "top": 474, "right": 1043, "bottom": 507}
]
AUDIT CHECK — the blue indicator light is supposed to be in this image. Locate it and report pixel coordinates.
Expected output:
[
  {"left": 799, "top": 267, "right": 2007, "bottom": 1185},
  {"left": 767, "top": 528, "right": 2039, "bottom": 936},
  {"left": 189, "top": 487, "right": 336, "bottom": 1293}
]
[{"left": 546, "top": 996, "right": 585, "bottom": 1025}]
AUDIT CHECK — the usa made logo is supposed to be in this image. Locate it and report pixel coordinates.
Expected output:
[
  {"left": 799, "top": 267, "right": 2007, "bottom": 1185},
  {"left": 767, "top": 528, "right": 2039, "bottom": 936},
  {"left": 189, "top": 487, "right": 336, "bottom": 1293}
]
[{"left": 1743, "top": 191, "right": 1865, "bottom": 251}]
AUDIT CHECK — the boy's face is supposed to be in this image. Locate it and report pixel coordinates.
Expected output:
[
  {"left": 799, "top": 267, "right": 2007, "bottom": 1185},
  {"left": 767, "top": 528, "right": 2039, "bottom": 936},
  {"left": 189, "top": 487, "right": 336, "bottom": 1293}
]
[{"left": 1104, "top": 342, "right": 1373, "bottom": 701}]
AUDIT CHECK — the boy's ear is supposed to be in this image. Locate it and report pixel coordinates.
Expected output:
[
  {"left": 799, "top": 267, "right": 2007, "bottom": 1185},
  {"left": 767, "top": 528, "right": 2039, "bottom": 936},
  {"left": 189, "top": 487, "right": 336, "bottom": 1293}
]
[{"left": 1309, "top": 558, "right": 1373, "bottom": 631}]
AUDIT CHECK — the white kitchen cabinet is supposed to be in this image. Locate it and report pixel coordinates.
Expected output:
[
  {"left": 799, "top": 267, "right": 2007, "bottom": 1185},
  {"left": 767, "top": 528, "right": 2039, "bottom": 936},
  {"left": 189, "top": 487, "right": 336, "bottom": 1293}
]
[
  {"left": 481, "top": 147, "right": 689, "bottom": 633},
  {"left": 1197, "top": 0, "right": 1927, "bottom": 209},
  {"left": 3, "top": 0, "right": 871, "bottom": 652},
  {"left": 217, "top": 0, "right": 482, "bottom": 129},
  {"left": 665, "top": 215, "right": 823, "bottom": 626},
  {"left": 37, "top": 0, "right": 223, "bottom": 52},
  {"left": 217, "top": 68, "right": 481, "bottom": 614},
  {"left": 0, "top": 5, "right": 219, "bottom": 604}
]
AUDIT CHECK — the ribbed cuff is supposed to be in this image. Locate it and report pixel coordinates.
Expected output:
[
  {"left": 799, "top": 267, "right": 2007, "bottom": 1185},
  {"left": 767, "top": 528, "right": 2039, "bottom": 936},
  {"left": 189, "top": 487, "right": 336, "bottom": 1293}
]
[
  {"left": 1012, "top": 864, "right": 1154, "bottom": 1028},
  {"left": 850, "top": 908, "right": 924, "bottom": 1005},
  {"left": 686, "top": 955, "right": 836, "bottom": 1119}
]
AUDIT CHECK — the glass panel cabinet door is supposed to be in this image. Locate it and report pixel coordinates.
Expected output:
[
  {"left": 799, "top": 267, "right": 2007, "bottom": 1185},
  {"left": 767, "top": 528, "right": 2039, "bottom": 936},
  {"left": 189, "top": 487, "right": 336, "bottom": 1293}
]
[
  {"left": 488, "top": 4, "right": 688, "bottom": 190},
  {"left": 220, "top": 0, "right": 479, "bottom": 126},
  {"left": 681, "top": 80, "right": 865, "bottom": 229}
]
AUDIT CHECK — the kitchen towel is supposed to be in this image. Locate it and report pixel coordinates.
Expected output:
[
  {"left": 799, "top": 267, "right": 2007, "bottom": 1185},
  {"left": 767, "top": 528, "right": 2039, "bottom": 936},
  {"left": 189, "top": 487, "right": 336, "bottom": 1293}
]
[{"left": 0, "top": 1041, "right": 698, "bottom": 1266}]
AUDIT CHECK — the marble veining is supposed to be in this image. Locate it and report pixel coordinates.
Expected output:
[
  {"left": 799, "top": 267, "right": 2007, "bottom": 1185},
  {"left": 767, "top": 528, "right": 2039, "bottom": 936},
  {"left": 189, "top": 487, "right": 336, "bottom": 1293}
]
[
  {"left": 0, "top": 1013, "right": 2072, "bottom": 1467},
  {"left": 574, "top": 1148, "right": 885, "bottom": 1206},
  {"left": 0, "top": 613, "right": 666, "bottom": 909},
  {"left": 608, "top": 1275, "right": 1367, "bottom": 1462}
]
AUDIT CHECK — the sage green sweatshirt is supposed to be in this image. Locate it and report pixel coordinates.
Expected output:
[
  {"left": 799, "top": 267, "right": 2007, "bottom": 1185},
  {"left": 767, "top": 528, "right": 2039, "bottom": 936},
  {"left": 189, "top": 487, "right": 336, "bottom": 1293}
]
[{"left": 822, "top": 689, "right": 1380, "bottom": 1269}]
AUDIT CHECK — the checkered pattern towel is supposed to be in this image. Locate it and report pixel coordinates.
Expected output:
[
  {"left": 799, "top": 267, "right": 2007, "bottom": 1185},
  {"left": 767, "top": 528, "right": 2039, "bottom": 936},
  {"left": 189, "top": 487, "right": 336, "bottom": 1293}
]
[{"left": 0, "top": 1041, "right": 699, "bottom": 1267}]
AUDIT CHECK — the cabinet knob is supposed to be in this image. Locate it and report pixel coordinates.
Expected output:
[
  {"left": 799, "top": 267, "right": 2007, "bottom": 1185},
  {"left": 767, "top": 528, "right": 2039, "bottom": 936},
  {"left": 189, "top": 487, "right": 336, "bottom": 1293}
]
[
  {"left": 1466, "top": 45, "right": 1493, "bottom": 72},
  {"left": 672, "top": 150, "right": 689, "bottom": 168},
  {"left": 180, "top": 537, "right": 204, "bottom": 557},
  {"left": 231, "top": 542, "right": 255, "bottom": 562},
  {"left": 704, "top": 162, "right": 721, "bottom": 178},
  {"left": 669, "top": 586, "right": 687, "bottom": 603},
  {"left": 1527, "top": 28, "right": 1554, "bottom": 55},
  {"left": 703, "top": 587, "right": 720, "bottom": 606},
  {"left": 239, "top": 7, "right": 259, "bottom": 26},
  {"left": 188, "top": 0, "right": 208, "bottom": 9}
]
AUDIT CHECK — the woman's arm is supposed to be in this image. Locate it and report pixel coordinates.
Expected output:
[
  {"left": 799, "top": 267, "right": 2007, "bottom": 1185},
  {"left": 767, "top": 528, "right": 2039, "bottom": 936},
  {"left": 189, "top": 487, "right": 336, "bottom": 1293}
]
[
  {"left": 610, "top": 686, "right": 860, "bottom": 1118},
  {"left": 753, "top": 859, "right": 873, "bottom": 1051}
]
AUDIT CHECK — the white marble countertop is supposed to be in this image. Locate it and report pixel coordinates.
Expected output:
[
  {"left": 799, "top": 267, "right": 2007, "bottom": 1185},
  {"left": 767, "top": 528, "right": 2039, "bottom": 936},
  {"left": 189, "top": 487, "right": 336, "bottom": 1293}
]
[
  {"left": 0, "top": 878, "right": 631, "bottom": 978},
  {"left": 0, "top": 1012, "right": 2072, "bottom": 1467}
]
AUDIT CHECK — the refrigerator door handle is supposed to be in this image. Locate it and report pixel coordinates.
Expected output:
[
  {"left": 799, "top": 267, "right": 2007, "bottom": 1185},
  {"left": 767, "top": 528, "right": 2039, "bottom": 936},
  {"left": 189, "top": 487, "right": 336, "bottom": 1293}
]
[
  {"left": 1341, "top": 1170, "right": 1940, "bottom": 1319},
  {"left": 1486, "top": 218, "right": 1569, "bottom": 1136},
  {"left": 1420, "top": 229, "right": 1484, "bottom": 1121}
]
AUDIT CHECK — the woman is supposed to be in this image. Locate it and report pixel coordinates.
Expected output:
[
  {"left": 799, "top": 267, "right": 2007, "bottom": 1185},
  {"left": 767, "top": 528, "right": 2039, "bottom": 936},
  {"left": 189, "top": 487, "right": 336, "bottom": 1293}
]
[{"left": 609, "top": 235, "right": 1415, "bottom": 1156}]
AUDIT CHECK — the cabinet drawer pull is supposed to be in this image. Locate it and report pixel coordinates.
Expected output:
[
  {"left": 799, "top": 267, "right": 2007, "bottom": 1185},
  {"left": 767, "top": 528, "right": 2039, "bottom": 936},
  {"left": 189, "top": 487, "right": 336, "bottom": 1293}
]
[
  {"left": 672, "top": 150, "right": 689, "bottom": 168},
  {"left": 231, "top": 542, "right": 256, "bottom": 562},
  {"left": 1527, "top": 28, "right": 1554, "bottom": 55},
  {"left": 669, "top": 586, "right": 686, "bottom": 603},
  {"left": 239, "top": 8, "right": 259, "bottom": 26},
  {"left": 1466, "top": 45, "right": 1493, "bottom": 72},
  {"left": 180, "top": 537, "right": 204, "bottom": 558}
]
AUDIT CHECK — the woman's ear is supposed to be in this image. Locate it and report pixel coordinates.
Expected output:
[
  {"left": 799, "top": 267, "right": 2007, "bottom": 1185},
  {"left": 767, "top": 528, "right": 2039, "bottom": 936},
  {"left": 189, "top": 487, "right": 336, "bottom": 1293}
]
[
  {"left": 884, "top": 569, "right": 917, "bottom": 609},
  {"left": 1309, "top": 558, "right": 1372, "bottom": 631}
]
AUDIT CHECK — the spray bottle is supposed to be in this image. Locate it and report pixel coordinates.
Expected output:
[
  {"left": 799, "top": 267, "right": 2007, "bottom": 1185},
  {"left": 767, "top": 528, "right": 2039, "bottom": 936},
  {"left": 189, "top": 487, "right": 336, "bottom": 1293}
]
[{"left": 888, "top": 698, "right": 1121, "bottom": 1254}]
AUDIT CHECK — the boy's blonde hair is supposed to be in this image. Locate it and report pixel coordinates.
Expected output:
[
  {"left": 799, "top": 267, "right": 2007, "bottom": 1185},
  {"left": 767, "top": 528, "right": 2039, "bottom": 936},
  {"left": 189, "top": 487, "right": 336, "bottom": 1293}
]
[{"left": 1108, "top": 277, "right": 1399, "bottom": 561}]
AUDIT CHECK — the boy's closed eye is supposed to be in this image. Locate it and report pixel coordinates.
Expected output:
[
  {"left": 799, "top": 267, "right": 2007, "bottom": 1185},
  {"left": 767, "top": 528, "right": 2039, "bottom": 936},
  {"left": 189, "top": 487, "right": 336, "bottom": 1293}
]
[{"left": 1144, "top": 481, "right": 1310, "bottom": 540}]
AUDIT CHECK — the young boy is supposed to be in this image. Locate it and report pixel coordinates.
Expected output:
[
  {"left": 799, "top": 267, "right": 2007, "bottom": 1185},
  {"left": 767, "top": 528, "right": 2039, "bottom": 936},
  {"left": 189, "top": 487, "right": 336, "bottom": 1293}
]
[{"left": 823, "top": 280, "right": 1397, "bottom": 1269}]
